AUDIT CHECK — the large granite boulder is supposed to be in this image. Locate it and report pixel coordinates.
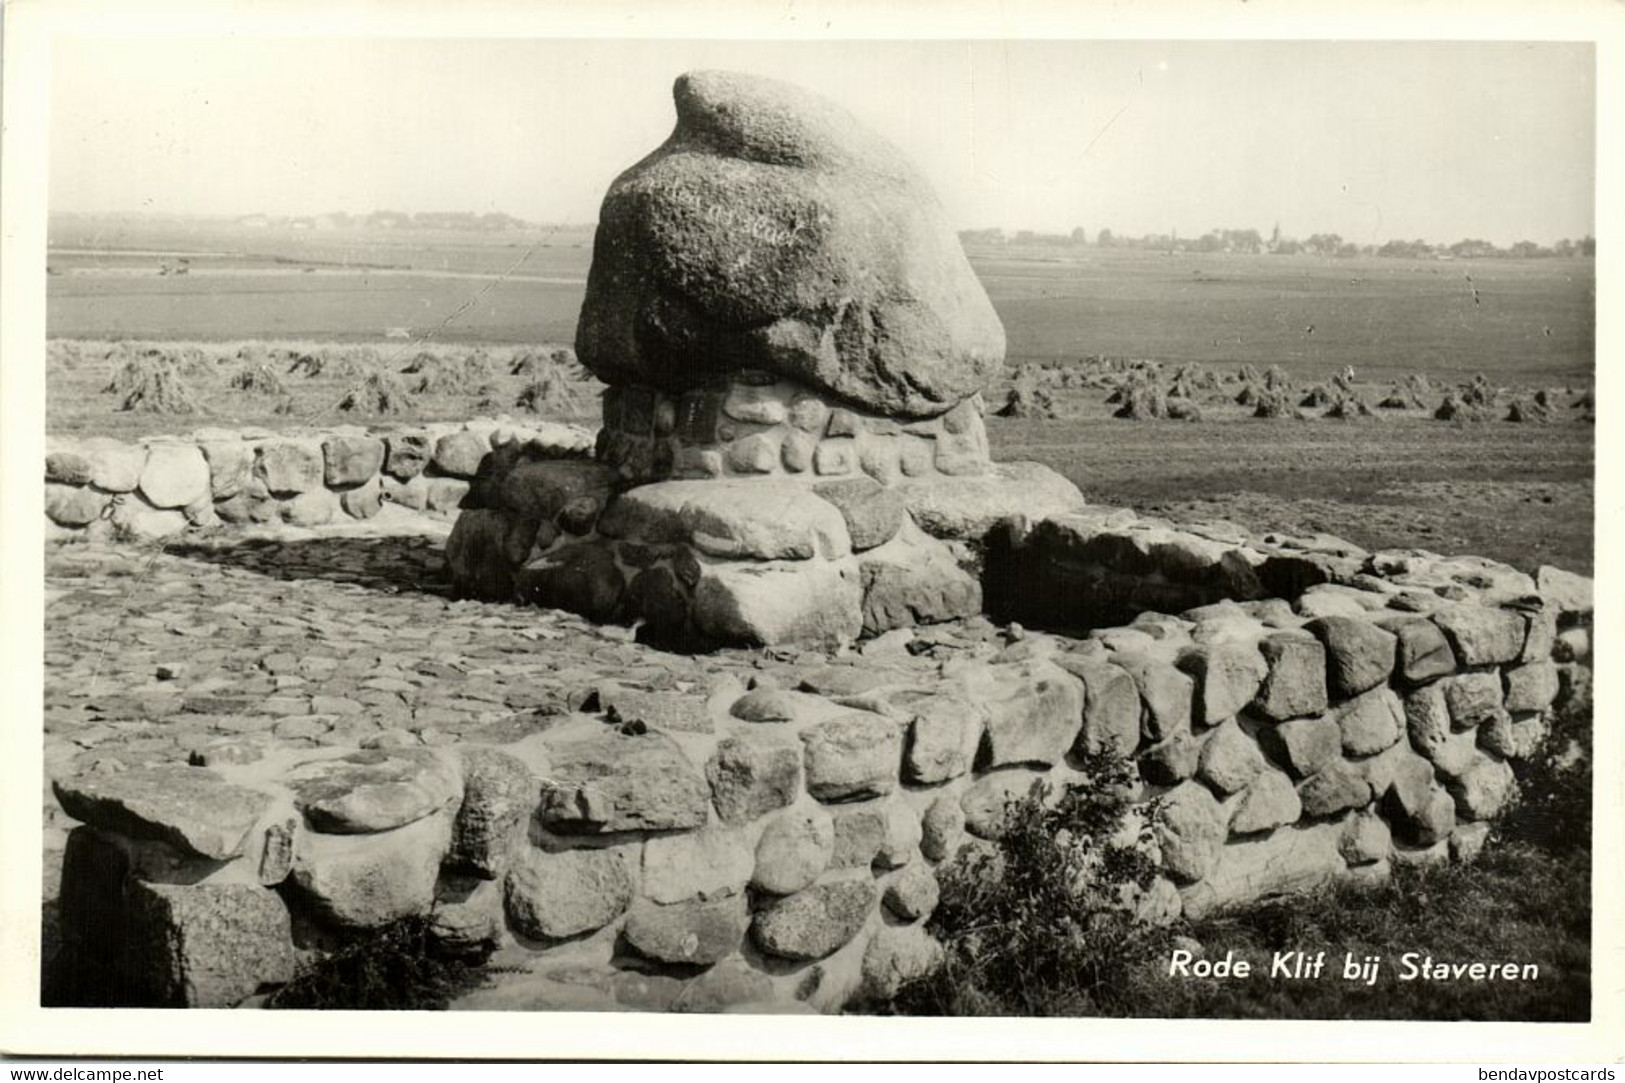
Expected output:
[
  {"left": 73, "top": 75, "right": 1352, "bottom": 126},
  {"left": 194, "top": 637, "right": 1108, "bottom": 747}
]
[{"left": 576, "top": 70, "right": 1004, "bottom": 419}]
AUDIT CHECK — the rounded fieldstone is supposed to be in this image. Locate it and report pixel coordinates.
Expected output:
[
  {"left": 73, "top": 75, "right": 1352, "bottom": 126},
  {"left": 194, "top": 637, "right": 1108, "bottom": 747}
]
[
  {"left": 256, "top": 439, "right": 324, "bottom": 496},
  {"left": 281, "top": 489, "right": 338, "bottom": 527},
  {"left": 752, "top": 807, "right": 834, "bottom": 895},
  {"left": 641, "top": 827, "right": 753, "bottom": 904},
  {"left": 750, "top": 878, "right": 877, "bottom": 961},
  {"left": 1229, "top": 769, "right": 1302, "bottom": 835},
  {"left": 519, "top": 543, "right": 626, "bottom": 624},
  {"left": 725, "top": 433, "right": 780, "bottom": 474},
  {"left": 341, "top": 478, "right": 385, "bottom": 520},
  {"left": 860, "top": 923, "right": 944, "bottom": 1000},
  {"left": 46, "top": 449, "right": 94, "bottom": 486},
  {"left": 1304, "top": 616, "right": 1398, "bottom": 699},
  {"left": 84, "top": 438, "right": 147, "bottom": 492},
  {"left": 1298, "top": 760, "right": 1374, "bottom": 819},
  {"left": 385, "top": 432, "right": 432, "bottom": 480},
  {"left": 450, "top": 746, "right": 535, "bottom": 878},
  {"left": 800, "top": 713, "right": 903, "bottom": 801},
  {"left": 960, "top": 769, "right": 1044, "bottom": 840},
  {"left": 812, "top": 477, "right": 905, "bottom": 552},
  {"left": 1198, "top": 720, "right": 1266, "bottom": 795},
  {"left": 706, "top": 734, "right": 802, "bottom": 825},
  {"left": 434, "top": 430, "right": 491, "bottom": 478},
  {"left": 1155, "top": 782, "right": 1225, "bottom": 883},
  {"left": 324, "top": 434, "right": 387, "bottom": 488},
  {"left": 883, "top": 862, "right": 940, "bottom": 922},
  {"left": 291, "top": 811, "right": 452, "bottom": 929},
  {"left": 45, "top": 482, "right": 110, "bottom": 527},
  {"left": 920, "top": 793, "right": 966, "bottom": 861},
  {"left": 138, "top": 444, "right": 211, "bottom": 509},
  {"left": 504, "top": 846, "right": 631, "bottom": 941},
  {"left": 623, "top": 896, "right": 748, "bottom": 966}
]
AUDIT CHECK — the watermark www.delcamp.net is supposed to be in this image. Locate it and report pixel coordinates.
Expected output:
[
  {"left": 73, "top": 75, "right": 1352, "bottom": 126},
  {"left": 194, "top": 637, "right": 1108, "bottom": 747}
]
[{"left": 9, "top": 1070, "right": 164, "bottom": 1081}]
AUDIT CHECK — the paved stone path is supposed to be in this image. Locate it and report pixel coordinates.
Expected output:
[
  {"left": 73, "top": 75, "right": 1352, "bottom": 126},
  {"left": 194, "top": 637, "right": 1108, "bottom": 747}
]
[{"left": 41, "top": 527, "right": 999, "bottom": 895}]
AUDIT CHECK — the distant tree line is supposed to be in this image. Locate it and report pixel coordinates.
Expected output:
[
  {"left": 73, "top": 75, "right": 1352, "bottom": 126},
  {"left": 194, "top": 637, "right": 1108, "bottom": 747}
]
[
  {"left": 235, "top": 210, "right": 532, "bottom": 231},
  {"left": 959, "top": 226, "right": 1595, "bottom": 259}
]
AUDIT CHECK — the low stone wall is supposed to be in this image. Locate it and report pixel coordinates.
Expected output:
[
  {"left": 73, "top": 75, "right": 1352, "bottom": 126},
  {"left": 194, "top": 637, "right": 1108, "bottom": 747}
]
[
  {"left": 49, "top": 531, "right": 1593, "bottom": 1010},
  {"left": 985, "top": 505, "right": 1593, "bottom": 634},
  {"left": 44, "top": 417, "right": 595, "bottom": 542}
]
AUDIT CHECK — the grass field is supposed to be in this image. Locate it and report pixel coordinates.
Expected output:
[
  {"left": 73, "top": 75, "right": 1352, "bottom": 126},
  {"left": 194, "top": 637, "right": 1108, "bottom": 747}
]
[
  {"left": 43, "top": 220, "right": 1596, "bottom": 574},
  {"left": 47, "top": 223, "right": 1595, "bottom": 386}
]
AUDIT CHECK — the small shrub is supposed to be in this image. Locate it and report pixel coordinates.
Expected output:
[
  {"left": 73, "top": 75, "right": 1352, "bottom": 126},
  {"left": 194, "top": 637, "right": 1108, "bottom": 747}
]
[
  {"left": 878, "top": 751, "right": 1163, "bottom": 1016},
  {"left": 1498, "top": 688, "right": 1591, "bottom": 856},
  {"left": 265, "top": 916, "right": 492, "bottom": 1010}
]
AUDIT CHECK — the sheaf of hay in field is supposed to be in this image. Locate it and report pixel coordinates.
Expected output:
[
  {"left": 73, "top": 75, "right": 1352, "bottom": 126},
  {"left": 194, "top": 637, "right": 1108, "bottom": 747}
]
[{"left": 337, "top": 370, "right": 414, "bottom": 416}]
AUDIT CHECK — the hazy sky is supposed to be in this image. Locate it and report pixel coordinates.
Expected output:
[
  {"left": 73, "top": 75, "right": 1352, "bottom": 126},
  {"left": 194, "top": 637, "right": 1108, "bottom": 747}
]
[{"left": 51, "top": 38, "right": 1595, "bottom": 245}]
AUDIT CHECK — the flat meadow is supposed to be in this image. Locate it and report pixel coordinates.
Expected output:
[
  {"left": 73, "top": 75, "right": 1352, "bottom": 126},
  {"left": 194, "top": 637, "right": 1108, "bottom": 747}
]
[{"left": 44, "top": 220, "right": 1595, "bottom": 573}]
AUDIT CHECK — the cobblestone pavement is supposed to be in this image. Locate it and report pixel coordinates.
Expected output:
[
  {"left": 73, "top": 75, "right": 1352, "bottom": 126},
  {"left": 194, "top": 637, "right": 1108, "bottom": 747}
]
[{"left": 41, "top": 528, "right": 990, "bottom": 891}]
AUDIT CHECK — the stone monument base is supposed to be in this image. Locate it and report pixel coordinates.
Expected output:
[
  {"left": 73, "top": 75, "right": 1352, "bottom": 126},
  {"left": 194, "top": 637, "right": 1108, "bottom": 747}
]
[{"left": 446, "top": 426, "right": 1089, "bottom": 648}]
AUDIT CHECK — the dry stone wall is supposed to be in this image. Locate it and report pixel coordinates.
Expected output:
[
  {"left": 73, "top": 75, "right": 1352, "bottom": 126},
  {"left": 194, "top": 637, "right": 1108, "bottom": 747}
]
[
  {"left": 44, "top": 418, "right": 595, "bottom": 542},
  {"left": 598, "top": 376, "right": 992, "bottom": 485},
  {"left": 50, "top": 523, "right": 1593, "bottom": 1010}
]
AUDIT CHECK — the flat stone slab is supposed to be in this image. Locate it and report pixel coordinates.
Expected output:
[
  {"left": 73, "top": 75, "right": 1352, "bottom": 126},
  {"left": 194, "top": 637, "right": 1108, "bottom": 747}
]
[
  {"left": 894, "top": 461, "right": 1086, "bottom": 541},
  {"left": 597, "top": 478, "right": 852, "bottom": 561},
  {"left": 286, "top": 748, "right": 463, "bottom": 834},
  {"left": 53, "top": 766, "right": 274, "bottom": 860},
  {"left": 538, "top": 730, "right": 710, "bottom": 833}
]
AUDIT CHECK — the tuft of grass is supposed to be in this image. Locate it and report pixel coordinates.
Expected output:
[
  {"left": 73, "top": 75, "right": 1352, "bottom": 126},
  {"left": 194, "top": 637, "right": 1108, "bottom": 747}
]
[
  {"left": 1110, "top": 845, "right": 1589, "bottom": 1021},
  {"left": 871, "top": 699, "right": 1593, "bottom": 1022},
  {"left": 265, "top": 916, "right": 493, "bottom": 1011}
]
